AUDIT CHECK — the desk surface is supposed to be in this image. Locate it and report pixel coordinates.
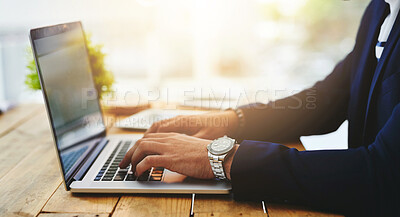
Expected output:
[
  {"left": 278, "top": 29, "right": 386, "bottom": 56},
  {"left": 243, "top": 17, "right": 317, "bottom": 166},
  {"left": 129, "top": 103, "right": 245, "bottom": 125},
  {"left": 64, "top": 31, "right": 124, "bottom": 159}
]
[{"left": 0, "top": 104, "right": 342, "bottom": 217}]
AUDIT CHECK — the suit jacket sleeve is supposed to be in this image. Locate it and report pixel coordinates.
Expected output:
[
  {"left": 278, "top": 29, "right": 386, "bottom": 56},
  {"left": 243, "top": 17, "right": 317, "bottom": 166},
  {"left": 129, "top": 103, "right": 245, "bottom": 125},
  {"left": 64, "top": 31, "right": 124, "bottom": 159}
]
[
  {"left": 237, "top": 51, "right": 353, "bottom": 143},
  {"left": 231, "top": 102, "right": 400, "bottom": 216}
]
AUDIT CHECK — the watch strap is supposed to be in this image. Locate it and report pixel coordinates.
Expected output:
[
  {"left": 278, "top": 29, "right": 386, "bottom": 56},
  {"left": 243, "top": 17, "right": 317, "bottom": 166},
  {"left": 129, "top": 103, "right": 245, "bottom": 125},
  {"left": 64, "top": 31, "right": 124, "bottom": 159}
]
[{"left": 208, "top": 152, "right": 226, "bottom": 180}]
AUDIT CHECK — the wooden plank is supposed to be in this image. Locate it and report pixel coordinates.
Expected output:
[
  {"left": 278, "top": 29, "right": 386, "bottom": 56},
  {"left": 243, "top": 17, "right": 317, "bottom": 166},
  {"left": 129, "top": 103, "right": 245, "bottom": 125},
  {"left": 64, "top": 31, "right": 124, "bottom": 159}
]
[
  {"left": 195, "top": 213, "right": 264, "bottom": 217},
  {"left": 0, "top": 104, "right": 63, "bottom": 217},
  {"left": 0, "top": 143, "right": 62, "bottom": 217},
  {"left": 267, "top": 203, "right": 343, "bottom": 217},
  {"left": 112, "top": 195, "right": 191, "bottom": 217},
  {"left": 42, "top": 185, "right": 119, "bottom": 214},
  {"left": 38, "top": 213, "right": 109, "bottom": 217},
  {"left": 193, "top": 195, "right": 266, "bottom": 217},
  {"left": 0, "top": 108, "right": 52, "bottom": 179},
  {"left": 0, "top": 103, "right": 42, "bottom": 137}
]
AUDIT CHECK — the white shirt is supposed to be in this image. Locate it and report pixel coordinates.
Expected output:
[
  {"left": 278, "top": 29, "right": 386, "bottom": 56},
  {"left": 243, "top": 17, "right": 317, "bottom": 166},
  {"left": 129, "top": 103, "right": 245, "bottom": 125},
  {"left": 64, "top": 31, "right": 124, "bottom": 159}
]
[{"left": 376, "top": 0, "right": 400, "bottom": 60}]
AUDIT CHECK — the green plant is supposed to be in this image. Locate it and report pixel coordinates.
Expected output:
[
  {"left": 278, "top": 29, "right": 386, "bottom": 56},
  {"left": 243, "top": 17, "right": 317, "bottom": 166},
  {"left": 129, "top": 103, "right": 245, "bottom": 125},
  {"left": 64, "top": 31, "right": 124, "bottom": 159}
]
[{"left": 25, "top": 35, "right": 114, "bottom": 99}]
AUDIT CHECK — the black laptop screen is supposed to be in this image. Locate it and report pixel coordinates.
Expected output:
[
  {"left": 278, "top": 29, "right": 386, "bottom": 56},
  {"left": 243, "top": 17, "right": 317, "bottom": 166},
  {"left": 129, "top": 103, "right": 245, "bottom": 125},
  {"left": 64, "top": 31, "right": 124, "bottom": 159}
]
[{"left": 31, "top": 22, "right": 105, "bottom": 177}]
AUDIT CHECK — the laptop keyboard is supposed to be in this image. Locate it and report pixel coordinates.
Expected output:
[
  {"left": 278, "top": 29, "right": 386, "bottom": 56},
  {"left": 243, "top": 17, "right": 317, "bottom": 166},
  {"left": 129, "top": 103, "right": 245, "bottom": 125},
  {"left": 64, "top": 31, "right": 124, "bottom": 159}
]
[
  {"left": 61, "top": 146, "right": 89, "bottom": 174},
  {"left": 94, "top": 140, "right": 164, "bottom": 182}
]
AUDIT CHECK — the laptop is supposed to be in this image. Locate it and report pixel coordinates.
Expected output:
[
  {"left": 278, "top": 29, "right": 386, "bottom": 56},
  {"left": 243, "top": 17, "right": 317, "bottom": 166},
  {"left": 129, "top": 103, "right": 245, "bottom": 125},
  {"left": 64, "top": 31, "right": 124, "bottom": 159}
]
[{"left": 30, "top": 21, "right": 231, "bottom": 193}]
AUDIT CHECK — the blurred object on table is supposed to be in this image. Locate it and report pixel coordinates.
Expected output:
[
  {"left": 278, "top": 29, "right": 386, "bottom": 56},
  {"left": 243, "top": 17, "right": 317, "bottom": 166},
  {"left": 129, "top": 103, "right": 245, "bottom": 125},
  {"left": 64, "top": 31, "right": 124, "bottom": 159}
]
[
  {"left": 115, "top": 108, "right": 207, "bottom": 130},
  {"left": 102, "top": 103, "right": 150, "bottom": 116},
  {"left": 0, "top": 101, "right": 16, "bottom": 114}
]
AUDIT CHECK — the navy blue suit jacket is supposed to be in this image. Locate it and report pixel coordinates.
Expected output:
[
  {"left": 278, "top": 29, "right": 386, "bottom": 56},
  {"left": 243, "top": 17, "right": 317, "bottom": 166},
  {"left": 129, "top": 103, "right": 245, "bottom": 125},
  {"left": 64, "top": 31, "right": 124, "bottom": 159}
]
[{"left": 230, "top": 0, "right": 400, "bottom": 216}]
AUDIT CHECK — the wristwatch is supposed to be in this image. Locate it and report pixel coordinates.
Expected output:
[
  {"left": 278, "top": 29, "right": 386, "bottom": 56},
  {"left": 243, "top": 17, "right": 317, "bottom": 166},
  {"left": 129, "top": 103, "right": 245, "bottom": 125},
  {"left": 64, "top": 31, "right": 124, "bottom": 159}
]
[{"left": 207, "top": 135, "right": 236, "bottom": 180}]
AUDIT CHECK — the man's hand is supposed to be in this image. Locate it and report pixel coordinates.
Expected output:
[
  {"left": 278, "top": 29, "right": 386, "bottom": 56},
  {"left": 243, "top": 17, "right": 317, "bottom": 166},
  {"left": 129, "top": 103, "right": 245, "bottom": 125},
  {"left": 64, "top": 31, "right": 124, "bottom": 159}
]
[
  {"left": 119, "top": 133, "right": 238, "bottom": 180},
  {"left": 145, "top": 110, "right": 239, "bottom": 140}
]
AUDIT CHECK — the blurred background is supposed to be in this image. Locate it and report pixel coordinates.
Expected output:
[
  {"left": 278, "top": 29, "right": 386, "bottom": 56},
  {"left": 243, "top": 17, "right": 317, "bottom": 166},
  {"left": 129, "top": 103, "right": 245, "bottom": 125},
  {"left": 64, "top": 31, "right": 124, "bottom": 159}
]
[{"left": 0, "top": 0, "right": 368, "bottom": 108}]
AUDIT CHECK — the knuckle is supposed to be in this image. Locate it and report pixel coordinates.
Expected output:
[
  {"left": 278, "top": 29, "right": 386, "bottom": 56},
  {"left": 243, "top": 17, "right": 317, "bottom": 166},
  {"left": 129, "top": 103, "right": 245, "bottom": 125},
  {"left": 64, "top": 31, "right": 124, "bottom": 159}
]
[
  {"left": 136, "top": 139, "right": 149, "bottom": 148},
  {"left": 142, "top": 156, "right": 152, "bottom": 165},
  {"left": 136, "top": 138, "right": 144, "bottom": 145},
  {"left": 139, "top": 142, "right": 149, "bottom": 151},
  {"left": 135, "top": 143, "right": 143, "bottom": 153},
  {"left": 149, "top": 122, "right": 160, "bottom": 131}
]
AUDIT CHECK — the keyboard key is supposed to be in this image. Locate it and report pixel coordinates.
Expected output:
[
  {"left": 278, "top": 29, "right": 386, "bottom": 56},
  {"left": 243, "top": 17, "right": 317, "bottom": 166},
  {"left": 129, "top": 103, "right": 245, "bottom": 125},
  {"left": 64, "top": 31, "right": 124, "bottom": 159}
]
[
  {"left": 137, "top": 170, "right": 150, "bottom": 181},
  {"left": 149, "top": 176, "right": 162, "bottom": 181},
  {"left": 137, "top": 175, "right": 148, "bottom": 181},
  {"left": 113, "top": 174, "right": 125, "bottom": 181},
  {"left": 97, "top": 140, "right": 135, "bottom": 182},
  {"left": 118, "top": 169, "right": 129, "bottom": 173},
  {"left": 102, "top": 177, "right": 112, "bottom": 181},
  {"left": 125, "top": 174, "right": 137, "bottom": 181}
]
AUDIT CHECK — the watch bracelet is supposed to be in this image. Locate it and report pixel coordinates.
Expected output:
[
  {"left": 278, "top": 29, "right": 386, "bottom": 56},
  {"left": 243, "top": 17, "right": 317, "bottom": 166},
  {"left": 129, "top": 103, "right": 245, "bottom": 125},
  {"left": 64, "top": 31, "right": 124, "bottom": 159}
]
[{"left": 208, "top": 152, "right": 227, "bottom": 180}]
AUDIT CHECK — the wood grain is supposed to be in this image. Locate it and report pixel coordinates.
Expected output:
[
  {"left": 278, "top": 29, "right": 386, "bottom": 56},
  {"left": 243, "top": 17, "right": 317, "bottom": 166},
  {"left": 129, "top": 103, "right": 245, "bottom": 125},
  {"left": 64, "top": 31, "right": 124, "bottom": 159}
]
[
  {"left": 38, "top": 213, "right": 109, "bottom": 217},
  {"left": 112, "top": 195, "right": 191, "bottom": 217},
  {"left": 0, "top": 143, "right": 62, "bottom": 217},
  {"left": 42, "top": 185, "right": 119, "bottom": 214},
  {"left": 0, "top": 103, "right": 42, "bottom": 137},
  {"left": 0, "top": 109, "right": 52, "bottom": 179},
  {"left": 267, "top": 203, "right": 343, "bottom": 217},
  {"left": 193, "top": 195, "right": 266, "bottom": 217}
]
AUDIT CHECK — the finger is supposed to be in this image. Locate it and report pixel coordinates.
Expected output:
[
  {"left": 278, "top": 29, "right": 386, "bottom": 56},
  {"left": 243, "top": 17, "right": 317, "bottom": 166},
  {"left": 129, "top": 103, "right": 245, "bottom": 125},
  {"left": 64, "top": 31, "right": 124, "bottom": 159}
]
[
  {"left": 153, "top": 118, "right": 180, "bottom": 133},
  {"left": 144, "top": 120, "right": 161, "bottom": 134},
  {"left": 145, "top": 116, "right": 188, "bottom": 135},
  {"left": 119, "top": 138, "right": 150, "bottom": 168},
  {"left": 129, "top": 141, "right": 167, "bottom": 172},
  {"left": 135, "top": 155, "right": 171, "bottom": 176}
]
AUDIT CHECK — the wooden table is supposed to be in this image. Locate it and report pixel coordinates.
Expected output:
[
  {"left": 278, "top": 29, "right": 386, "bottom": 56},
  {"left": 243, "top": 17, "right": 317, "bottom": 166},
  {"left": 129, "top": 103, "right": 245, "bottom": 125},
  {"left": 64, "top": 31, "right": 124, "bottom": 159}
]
[{"left": 0, "top": 104, "right": 342, "bottom": 217}]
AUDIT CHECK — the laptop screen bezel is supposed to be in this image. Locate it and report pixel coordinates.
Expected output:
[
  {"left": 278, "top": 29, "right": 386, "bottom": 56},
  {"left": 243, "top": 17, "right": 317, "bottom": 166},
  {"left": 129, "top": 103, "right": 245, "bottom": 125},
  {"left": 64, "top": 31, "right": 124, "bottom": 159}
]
[{"left": 29, "top": 21, "right": 107, "bottom": 189}]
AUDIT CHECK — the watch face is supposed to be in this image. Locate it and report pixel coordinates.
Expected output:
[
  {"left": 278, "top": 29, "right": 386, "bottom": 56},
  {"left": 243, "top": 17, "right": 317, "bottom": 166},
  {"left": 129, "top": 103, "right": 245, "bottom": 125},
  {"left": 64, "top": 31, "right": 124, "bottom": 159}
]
[{"left": 210, "top": 137, "right": 234, "bottom": 155}]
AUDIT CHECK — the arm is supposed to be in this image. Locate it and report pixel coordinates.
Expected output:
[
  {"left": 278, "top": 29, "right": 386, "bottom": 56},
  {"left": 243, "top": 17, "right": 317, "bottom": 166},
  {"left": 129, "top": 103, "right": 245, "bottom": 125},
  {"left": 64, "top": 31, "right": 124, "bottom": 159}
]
[
  {"left": 230, "top": 102, "right": 400, "bottom": 216},
  {"left": 237, "top": 51, "right": 353, "bottom": 143}
]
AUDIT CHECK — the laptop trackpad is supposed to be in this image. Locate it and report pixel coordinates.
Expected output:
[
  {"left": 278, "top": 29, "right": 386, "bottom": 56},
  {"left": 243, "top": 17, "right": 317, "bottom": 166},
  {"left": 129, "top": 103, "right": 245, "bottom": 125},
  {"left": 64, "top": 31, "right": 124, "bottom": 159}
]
[
  {"left": 162, "top": 170, "right": 189, "bottom": 183},
  {"left": 162, "top": 169, "right": 223, "bottom": 185}
]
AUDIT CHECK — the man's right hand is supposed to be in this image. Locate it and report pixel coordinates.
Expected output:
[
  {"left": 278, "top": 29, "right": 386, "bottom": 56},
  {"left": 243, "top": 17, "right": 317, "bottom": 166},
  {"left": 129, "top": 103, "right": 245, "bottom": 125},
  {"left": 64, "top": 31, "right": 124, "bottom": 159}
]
[{"left": 145, "top": 110, "right": 239, "bottom": 140}]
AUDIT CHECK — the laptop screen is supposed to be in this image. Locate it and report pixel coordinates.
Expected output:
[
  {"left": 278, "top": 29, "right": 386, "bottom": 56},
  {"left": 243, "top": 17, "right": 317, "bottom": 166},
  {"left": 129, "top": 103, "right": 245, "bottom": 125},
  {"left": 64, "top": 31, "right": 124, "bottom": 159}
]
[{"left": 30, "top": 22, "right": 106, "bottom": 179}]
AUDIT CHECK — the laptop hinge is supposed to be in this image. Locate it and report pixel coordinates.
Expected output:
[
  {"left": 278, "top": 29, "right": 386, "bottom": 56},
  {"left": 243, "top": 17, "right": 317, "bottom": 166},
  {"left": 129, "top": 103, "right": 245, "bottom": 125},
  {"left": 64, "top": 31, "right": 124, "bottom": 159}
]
[{"left": 66, "top": 138, "right": 108, "bottom": 189}]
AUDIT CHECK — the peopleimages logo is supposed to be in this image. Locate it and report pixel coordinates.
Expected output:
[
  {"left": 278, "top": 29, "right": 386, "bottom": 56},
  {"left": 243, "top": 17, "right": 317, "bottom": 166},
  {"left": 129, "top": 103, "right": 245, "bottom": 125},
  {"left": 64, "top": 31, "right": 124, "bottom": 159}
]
[{"left": 81, "top": 87, "right": 318, "bottom": 111}]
